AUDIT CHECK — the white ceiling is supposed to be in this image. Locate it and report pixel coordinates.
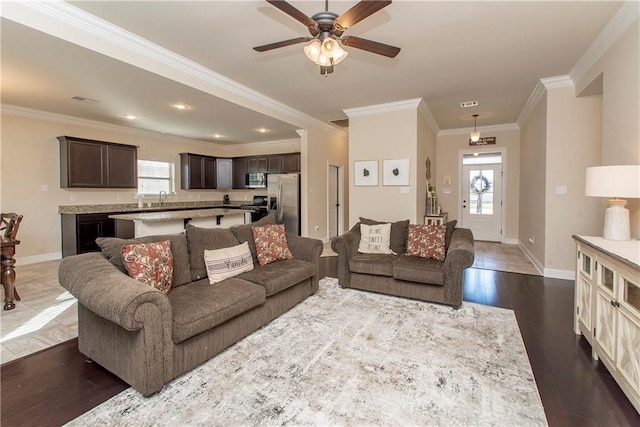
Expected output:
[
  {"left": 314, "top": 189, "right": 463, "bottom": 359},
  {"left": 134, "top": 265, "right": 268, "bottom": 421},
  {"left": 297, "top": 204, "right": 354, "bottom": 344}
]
[{"left": 1, "top": 1, "right": 623, "bottom": 144}]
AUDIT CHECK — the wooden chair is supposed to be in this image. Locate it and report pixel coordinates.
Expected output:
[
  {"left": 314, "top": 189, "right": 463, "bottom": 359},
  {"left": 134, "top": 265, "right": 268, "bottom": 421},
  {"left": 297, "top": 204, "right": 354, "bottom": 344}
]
[{"left": 1, "top": 213, "right": 23, "bottom": 309}]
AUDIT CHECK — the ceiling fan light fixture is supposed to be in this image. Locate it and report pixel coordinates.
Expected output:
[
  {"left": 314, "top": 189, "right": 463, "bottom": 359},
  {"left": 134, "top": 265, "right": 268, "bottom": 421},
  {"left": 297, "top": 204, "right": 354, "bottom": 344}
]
[
  {"left": 303, "top": 39, "right": 321, "bottom": 62},
  {"left": 470, "top": 114, "right": 481, "bottom": 142}
]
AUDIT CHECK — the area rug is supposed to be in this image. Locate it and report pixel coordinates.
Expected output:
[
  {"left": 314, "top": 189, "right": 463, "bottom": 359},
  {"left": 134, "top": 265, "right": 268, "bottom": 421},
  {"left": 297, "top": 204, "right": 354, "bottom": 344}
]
[{"left": 67, "top": 278, "right": 547, "bottom": 426}]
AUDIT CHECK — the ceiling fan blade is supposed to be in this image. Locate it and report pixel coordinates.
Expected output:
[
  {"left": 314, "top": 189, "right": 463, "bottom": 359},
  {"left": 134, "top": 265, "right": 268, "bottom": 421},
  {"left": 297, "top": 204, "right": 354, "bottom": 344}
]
[
  {"left": 253, "top": 37, "right": 311, "bottom": 52},
  {"left": 266, "top": 0, "right": 317, "bottom": 29},
  {"left": 342, "top": 36, "right": 400, "bottom": 58},
  {"left": 335, "top": 0, "right": 392, "bottom": 32}
]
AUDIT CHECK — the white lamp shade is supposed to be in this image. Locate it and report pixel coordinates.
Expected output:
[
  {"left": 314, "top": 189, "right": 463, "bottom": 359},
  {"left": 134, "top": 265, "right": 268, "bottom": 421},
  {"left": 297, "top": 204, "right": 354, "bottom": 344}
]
[{"left": 585, "top": 165, "right": 640, "bottom": 198}]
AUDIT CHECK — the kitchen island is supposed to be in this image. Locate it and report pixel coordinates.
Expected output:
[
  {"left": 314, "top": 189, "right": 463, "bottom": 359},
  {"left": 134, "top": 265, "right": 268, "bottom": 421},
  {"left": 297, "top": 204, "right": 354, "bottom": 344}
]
[{"left": 110, "top": 208, "right": 253, "bottom": 237}]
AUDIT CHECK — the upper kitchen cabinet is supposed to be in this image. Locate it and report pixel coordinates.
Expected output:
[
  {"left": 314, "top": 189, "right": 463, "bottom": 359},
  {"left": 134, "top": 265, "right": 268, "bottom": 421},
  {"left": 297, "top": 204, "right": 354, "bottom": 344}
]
[
  {"left": 247, "top": 156, "right": 268, "bottom": 173},
  {"left": 58, "top": 136, "right": 137, "bottom": 188},
  {"left": 216, "top": 158, "right": 233, "bottom": 190},
  {"left": 232, "top": 157, "right": 248, "bottom": 189},
  {"left": 180, "top": 153, "right": 216, "bottom": 189},
  {"left": 268, "top": 153, "right": 301, "bottom": 174}
]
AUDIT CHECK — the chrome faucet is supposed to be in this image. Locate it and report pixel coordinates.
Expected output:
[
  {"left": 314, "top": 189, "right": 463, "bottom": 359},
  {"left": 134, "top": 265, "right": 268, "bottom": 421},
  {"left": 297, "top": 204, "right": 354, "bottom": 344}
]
[{"left": 158, "top": 190, "right": 167, "bottom": 207}]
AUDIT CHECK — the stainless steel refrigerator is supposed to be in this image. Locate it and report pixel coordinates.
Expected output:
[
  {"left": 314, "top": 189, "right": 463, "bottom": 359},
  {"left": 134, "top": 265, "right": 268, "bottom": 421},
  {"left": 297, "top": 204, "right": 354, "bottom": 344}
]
[{"left": 267, "top": 173, "right": 300, "bottom": 235}]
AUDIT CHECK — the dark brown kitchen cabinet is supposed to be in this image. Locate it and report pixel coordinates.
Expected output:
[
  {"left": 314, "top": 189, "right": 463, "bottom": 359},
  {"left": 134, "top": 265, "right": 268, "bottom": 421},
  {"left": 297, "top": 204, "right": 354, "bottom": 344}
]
[
  {"left": 268, "top": 156, "right": 282, "bottom": 174},
  {"left": 232, "top": 157, "right": 248, "bottom": 189},
  {"left": 247, "top": 157, "right": 268, "bottom": 173},
  {"left": 58, "top": 136, "right": 137, "bottom": 188},
  {"left": 281, "top": 153, "right": 300, "bottom": 173},
  {"left": 61, "top": 213, "right": 134, "bottom": 257},
  {"left": 180, "top": 153, "right": 216, "bottom": 189}
]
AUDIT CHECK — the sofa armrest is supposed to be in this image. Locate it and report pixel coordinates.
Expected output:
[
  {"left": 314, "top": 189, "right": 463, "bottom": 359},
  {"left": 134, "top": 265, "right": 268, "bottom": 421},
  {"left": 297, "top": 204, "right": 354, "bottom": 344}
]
[
  {"left": 58, "top": 252, "right": 172, "bottom": 331},
  {"left": 286, "top": 234, "right": 323, "bottom": 263},
  {"left": 445, "top": 228, "right": 475, "bottom": 270},
  {"left": 331, "top": 230, "right": 361, "bottom": 287}
]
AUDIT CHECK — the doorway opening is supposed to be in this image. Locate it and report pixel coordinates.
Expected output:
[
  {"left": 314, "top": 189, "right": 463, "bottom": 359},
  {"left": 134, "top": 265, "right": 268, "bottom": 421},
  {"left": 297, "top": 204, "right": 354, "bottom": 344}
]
[
  {"left": 459, "top": 149, "right": 505, "bottom": 242},
  {"left": 327, "top": 163, "right": 343, "bottom": 240}
]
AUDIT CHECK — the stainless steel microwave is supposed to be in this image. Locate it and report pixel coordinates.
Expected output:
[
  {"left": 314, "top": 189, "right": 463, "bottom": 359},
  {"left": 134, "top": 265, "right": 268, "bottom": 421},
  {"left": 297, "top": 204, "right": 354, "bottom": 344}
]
[{"left": 246, "top": 172, "right": 267, "bottom": 188}]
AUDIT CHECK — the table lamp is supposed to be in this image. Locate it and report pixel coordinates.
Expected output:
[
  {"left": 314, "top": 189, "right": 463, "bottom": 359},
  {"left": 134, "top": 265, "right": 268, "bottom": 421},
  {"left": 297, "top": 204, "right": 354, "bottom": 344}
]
[{"left": 585, "top": 165, "right": 640, "bottom": 240}]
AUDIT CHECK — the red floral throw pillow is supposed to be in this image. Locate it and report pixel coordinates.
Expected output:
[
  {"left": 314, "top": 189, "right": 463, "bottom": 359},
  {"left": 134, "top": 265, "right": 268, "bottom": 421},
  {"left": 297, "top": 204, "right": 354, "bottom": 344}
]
[
  {"left": 252, "top": 224, "right": 293, "bottom": 266},
  {"left": 122, "top": 240, "right": 174, "bottom": 294},
  {"left": 406, "top": 224, "right": 447, "bottom": 261}
]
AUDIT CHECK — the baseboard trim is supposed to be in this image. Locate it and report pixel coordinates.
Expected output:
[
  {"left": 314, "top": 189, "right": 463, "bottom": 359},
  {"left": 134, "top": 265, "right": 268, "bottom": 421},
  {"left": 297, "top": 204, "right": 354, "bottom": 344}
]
[
  {"left": 517, "top": 242, "right": 544, "bottom": 276},
  {"left": 503, "top": 238, "right": 519, "bottom": 245},
  {"left": 543, "top": 268, "right": 575, "bottom": 281},
  {"left": 17, "top": 252, "right": 61, "bottom": 265}
]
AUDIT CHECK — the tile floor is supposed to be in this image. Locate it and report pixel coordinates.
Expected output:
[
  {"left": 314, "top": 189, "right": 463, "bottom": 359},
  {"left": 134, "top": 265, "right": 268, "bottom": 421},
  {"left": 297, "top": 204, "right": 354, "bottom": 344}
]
[
  {"left": 0, "top": 260, "right": 77, "bottom": 364},
  {"left": 1, "top": 241, "right": 537, "bottom": 364},
  {"left": 472, "top": 240, "right": 541, "bottom": 275}
]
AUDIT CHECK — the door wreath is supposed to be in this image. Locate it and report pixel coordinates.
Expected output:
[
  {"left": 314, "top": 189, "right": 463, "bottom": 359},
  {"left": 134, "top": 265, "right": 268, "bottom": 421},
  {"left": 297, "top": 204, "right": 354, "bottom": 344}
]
[{"left": 470, "top": 175, "right": 491, "bottom": 214}]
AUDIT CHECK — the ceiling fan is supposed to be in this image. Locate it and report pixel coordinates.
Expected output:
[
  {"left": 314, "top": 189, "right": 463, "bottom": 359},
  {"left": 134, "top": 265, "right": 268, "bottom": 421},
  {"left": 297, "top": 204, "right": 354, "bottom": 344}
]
[{"left": 253, "top": 0, "right": 401, "bottom": 75}]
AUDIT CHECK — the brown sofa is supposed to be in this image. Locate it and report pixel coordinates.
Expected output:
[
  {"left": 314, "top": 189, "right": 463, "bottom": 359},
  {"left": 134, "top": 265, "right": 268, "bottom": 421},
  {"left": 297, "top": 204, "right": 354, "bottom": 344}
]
[
  {"left": 331, "top": 219, "right": 474, "bottom": 309},
  {"left": 58, "top": 217, "right": 322, "bottom": 396}
]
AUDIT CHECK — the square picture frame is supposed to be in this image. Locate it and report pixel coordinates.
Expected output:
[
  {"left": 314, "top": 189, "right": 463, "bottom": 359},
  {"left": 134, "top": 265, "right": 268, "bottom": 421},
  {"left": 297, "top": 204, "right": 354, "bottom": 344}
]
[
  {"left": 383, "top": 159, "right": 410, "bottom": 186},
  {"left": 354, "top": 160, "right": 378, "bottom": 186}
]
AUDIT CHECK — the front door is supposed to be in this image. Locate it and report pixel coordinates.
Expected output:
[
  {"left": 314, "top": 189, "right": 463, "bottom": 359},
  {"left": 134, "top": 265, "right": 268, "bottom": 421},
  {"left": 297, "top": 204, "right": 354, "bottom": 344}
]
[{"left": 461, "top": 163, "right": 503, "bottom": 241}]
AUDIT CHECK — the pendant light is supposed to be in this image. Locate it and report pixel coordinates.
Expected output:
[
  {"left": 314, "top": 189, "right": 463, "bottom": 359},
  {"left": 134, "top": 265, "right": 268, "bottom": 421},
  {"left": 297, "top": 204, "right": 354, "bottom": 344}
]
[{"left": 470, "top": 114, "right": 481, "bottom": 142}]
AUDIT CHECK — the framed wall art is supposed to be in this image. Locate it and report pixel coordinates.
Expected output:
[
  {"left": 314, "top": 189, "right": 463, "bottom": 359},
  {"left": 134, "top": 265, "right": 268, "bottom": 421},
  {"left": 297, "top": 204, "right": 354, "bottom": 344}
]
[
  {"left": 354, "top": 160, "right": 378, "bottom": 186},
  {"left": 383, "top": 159, "right": 409, "bottom": 186}
]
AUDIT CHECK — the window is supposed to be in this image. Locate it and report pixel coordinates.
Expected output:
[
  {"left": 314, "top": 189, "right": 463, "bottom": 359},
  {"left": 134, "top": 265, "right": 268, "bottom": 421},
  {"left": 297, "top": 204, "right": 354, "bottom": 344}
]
[{"left": 137, "top": 160, "right": 175, "bottom": 196}]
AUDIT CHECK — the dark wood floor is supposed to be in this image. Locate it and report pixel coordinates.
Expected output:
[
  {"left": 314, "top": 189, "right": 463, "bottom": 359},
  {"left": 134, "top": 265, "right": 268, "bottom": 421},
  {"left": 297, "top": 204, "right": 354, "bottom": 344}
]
[{"left": 2, "top": 260, "right": 639, "bottom": 426}]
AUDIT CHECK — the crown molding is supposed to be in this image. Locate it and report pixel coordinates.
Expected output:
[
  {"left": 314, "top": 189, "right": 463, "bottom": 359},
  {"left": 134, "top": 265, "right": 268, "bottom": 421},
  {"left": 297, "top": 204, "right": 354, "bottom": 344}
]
[
  {"left": 2, "top": 0, "right": 342, "bottom": 135},
  {"left": 516, "top": 75, "right": 574, "bottom": 127},
  {"left": 343, "top": 98, "right": 423, "bottom": 117},
  {"left": 570, "top": 1, "right": 640, "bottom": 84},
  {"left": 1, "top": 103, "right": 246, "bottom": 148},
  {"left": 437, "top": 123, "right": 520, "bottom": 137},
  {"left": 417, "top": 99, "right": 441, "bottom": 135}
]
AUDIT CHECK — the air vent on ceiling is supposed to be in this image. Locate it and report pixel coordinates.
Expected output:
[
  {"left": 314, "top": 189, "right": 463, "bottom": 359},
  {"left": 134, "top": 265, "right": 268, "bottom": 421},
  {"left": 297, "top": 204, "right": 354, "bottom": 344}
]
[
  {"left": 460, "top": 100, "right": 478, "bottom": 108},
  {"left": 71, "top": 96, "right": 100, "bottom": 104},
  {"left": 330, "top": 119, "right": 349, "bottom": 128}
]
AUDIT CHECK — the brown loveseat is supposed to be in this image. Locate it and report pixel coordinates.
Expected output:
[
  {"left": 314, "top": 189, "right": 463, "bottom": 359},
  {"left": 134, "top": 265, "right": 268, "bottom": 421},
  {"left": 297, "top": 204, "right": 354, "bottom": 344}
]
[
  {"left": 331, "top": 219, "right": 474, "bottom": 309},
  {"left": 58, "top": 216, "right": 322, "bottom": 396}
]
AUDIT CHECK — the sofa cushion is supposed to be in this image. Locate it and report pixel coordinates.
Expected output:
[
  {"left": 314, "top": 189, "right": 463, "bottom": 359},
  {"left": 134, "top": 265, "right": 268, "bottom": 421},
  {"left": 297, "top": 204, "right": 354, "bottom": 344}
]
[
  {"left": 406, "top": 224, "right": 446, "bottom": 261},
  {"left": 349, "top": 253, "right": 398, "bottom": 277},
  {"left": 445, "top": 220, "right": 458, "bottom": 252},
  {"left": 168, "top": 278, "right": 266, "bottom": 344},
  {"left": 393, "top": 254, "right": 445, "bottom": 286},
  {"left": 186, "top": 225, "right": 240, "bottom": 282},
  {"left": 204, "top": 241, "right": 254, "bottom": 284},
  {"left": 96, "top": 234, "right": 191, "bottom": 288},
  {"left": 237, "top": 258, "right": 315, "bottom": 297},
  {"left": 359, "top": 217, "right": 410, "bottom": 254},
  {"left": 252, "top": 224, "right": 293, "bottom": 266},
  {"left": 230, "top": 214, "right": 276, "bottom": 264},
  {"left": 122, "top": 240, "right": 174, "bottom": 294},
  {"left": 358, "top": 223, "right": 393, "bottom": 254}
]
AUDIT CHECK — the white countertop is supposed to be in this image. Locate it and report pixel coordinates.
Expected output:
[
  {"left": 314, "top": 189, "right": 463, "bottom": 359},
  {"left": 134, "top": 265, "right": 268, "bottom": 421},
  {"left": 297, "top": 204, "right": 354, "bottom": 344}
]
[
  {"left": 109, "top": 208, "right": 252, "bottom": 222},
  {"left": 574, "top": 235, "right": 640, "bottom": 270}
]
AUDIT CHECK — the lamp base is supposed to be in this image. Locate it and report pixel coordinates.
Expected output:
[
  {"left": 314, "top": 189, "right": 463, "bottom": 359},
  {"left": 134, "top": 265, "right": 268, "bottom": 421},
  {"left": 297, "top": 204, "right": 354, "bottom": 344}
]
[{"left": 603, "top": 198, "right": 630, "bottom": 241}]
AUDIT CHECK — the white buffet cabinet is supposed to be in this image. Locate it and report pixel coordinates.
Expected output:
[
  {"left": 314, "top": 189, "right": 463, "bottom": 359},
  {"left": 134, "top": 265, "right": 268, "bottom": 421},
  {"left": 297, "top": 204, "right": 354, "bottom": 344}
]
[
  {"left": 573, "top": 235, "right": 640, "bottom": 413},
  {"left": 110, "top": 208, "right": 252, "bottom": 237}
]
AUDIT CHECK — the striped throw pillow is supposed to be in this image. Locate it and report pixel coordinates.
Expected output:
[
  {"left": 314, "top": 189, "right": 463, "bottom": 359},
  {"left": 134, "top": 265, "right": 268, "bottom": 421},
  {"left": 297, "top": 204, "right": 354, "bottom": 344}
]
[{"left": 204, "top": 241, "right": 254, "bottom": 284}]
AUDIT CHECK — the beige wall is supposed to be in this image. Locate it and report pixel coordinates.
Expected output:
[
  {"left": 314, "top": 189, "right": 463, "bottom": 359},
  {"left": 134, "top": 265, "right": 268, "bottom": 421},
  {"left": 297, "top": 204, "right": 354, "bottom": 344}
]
[
  {"left": 0, "top": 110, "right": 346, "bottom": 261},
  {"left": 575, "top": 18, "right": 640, "bottom": 238},
  {"left": 347, "top": 106, "right": 420, "bottom": 226},
  {"left": 544, "top": 87, "right": 603, "bottom": 272},
  {"left": 519, "top": 93, "right": 548, "bottom": 266},
  {"left": 302, "top": 125, "right": 349, "bottom": 241},
  {"left": 436, "top": 127, "right": 520, "bottom": 242}
]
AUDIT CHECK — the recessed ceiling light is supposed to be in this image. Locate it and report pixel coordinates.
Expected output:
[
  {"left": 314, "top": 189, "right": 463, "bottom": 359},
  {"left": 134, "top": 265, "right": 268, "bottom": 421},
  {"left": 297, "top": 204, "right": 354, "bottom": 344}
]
[
  {"left": 256, "top": 128, "right": 269, "bottom": 133},
  {"left": 212, "top": 133, "right": 223, "bottom": 139},
  {"left": 123, "top": 114, "right": 137, "bottom": 120},
  {"left": 172, "top": 103, "right": 190, "bottom": 110}
]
